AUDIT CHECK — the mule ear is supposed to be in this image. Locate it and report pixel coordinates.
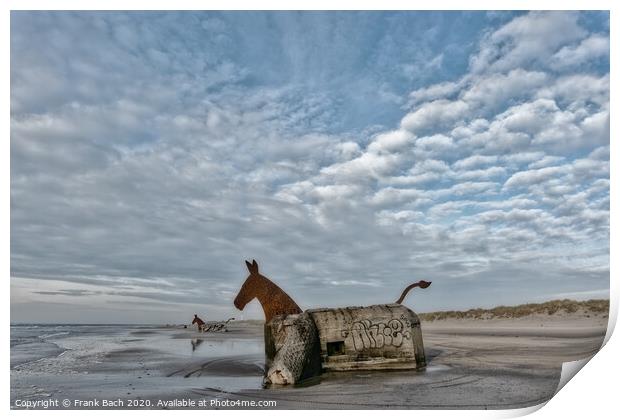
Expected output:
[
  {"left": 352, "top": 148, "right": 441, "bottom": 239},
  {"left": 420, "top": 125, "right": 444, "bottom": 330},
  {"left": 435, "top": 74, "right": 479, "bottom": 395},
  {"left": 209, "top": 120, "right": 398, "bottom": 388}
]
[{"left": 246, "top": 260, "right": 259, "bottom": 274}]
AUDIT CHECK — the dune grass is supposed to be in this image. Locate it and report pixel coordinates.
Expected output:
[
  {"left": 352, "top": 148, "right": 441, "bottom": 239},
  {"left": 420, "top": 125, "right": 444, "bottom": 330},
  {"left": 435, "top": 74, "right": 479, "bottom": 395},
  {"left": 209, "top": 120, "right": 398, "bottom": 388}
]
[{"left": 419, "top": 299, "right": 609, "bottom": 321}]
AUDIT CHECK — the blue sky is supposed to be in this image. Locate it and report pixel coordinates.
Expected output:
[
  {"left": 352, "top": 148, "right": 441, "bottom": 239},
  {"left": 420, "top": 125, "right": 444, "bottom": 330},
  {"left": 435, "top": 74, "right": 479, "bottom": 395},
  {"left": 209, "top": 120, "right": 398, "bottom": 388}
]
[{"left": 11, "top": 11, "right": 609, "bottom": 323}]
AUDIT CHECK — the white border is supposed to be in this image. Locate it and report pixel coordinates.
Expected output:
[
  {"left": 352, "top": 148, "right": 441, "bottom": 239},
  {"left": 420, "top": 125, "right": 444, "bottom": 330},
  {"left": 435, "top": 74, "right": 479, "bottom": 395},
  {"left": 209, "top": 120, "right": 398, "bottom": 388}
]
[
  {"left": 0, "top": 0, "right": 616, "bottom": 11},
  {"left": 3, "top": 1, "right": 616, "bottom": 419}
]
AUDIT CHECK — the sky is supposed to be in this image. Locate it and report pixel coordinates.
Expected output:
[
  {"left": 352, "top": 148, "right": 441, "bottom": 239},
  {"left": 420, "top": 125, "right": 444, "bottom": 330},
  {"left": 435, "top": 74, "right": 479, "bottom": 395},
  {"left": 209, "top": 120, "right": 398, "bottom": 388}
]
[{"left": 10, "top": 11, "right": 610, "bottom": 324}]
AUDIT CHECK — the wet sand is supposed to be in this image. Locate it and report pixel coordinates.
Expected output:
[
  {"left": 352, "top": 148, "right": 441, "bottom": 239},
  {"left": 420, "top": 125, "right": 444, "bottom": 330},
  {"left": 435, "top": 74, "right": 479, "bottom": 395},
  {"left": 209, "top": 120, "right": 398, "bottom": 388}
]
[{"left": 11, "top": 314, "right": 607, "bottom": 410}]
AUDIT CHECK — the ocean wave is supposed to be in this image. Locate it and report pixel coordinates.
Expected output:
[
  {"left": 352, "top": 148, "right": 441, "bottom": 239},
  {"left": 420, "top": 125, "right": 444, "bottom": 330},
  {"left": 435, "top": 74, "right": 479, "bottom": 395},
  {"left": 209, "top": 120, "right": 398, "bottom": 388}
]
[{"left": 38, "top": 331, "right": 70, "bottom": 339}]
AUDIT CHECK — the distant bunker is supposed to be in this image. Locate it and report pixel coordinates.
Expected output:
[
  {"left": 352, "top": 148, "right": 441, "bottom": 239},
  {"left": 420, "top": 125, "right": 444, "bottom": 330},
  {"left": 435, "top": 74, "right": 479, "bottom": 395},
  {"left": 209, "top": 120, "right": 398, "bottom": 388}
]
[{"left": 264, "top": 304, "right": 426, "bottom": 385}]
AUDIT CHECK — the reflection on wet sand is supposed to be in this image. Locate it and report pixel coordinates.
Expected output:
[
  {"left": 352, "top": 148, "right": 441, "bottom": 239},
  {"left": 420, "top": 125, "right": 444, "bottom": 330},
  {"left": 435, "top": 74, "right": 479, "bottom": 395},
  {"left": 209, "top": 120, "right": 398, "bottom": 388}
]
[{"left": 190, "top": 339, "right": 204, "bottom": 353}]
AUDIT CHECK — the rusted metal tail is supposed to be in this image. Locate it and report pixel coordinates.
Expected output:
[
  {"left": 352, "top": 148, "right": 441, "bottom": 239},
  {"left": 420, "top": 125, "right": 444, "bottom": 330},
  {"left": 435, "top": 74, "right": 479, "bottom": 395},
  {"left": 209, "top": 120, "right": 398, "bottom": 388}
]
[{"left": 396, "top": 280, "right": 431, "bottom": 304}]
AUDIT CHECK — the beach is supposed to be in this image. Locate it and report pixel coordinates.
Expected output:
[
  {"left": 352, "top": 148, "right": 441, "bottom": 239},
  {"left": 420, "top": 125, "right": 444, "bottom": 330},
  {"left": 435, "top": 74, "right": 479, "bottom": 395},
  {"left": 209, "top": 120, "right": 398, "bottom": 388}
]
[{"left": 11, "top": 311, "right": 607, "bottom": 410}]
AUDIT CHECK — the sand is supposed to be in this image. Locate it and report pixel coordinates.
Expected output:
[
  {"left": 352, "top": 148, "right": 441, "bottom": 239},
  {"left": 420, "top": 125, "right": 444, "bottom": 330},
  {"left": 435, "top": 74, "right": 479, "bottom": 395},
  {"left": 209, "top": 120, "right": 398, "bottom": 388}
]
[{"left": 11, "top": 314, "right": 607, "bottom": 410}]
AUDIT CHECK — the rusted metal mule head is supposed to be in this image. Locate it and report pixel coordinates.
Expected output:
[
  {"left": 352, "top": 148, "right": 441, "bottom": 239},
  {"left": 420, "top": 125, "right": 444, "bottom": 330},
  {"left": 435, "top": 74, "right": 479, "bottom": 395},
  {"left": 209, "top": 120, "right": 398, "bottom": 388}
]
[
  {"left": 233, "top": 260, "right": 302, "bottom": 322},
  {"left": 234, "top": 260, "right": 260, "bottom": 311}
]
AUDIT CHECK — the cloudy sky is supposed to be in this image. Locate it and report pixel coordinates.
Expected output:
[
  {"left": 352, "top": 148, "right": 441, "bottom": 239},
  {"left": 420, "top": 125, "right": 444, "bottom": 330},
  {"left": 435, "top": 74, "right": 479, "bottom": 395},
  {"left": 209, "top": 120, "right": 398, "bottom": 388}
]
[{"left": 11, "top": 11, "right": 609, "bottom": 323}]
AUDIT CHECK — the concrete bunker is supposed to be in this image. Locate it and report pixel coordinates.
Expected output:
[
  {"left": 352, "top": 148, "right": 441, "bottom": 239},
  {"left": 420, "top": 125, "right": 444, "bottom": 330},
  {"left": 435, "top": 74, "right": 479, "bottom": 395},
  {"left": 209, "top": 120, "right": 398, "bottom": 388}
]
[{"left": 310, "top": 304, "right": 426, "bottom": 371}]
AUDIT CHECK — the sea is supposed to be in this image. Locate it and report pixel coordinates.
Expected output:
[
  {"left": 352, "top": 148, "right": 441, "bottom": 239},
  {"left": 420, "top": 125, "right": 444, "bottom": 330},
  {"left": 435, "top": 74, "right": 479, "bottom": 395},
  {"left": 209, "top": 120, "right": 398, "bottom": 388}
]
[{"left": 10, "top": 324, "right": 148, "bottom": 369}]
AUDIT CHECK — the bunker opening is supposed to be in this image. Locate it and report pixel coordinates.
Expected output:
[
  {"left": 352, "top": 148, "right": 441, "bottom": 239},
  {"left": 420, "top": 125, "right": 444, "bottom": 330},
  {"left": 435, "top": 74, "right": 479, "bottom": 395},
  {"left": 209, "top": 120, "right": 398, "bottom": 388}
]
[{"left": 327, "top": 341, "right": 345, "bottom": 356}]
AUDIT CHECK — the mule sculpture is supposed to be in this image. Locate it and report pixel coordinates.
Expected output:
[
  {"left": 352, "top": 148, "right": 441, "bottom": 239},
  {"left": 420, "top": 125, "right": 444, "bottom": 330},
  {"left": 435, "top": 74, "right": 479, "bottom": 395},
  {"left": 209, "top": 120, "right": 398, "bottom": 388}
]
[
  {"left": 192, "top": 314, "right": 206, "bottom": 332},
  {"left": 233, "top": 260, "right": 431, "bottom": 385},
  {"left": 234, "top": 260, "right": 302, "bottom": 322},
  {"left": 192, "top": 315, "right": 235, "bottom": 333}
]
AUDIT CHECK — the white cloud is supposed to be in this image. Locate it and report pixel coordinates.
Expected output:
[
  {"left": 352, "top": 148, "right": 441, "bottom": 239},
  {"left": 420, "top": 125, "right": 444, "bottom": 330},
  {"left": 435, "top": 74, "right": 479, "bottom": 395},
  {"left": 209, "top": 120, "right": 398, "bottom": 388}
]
[
  {"left": 499, "top": 99, "right": 559, "bottom": 134},
  {"left": 367, "top": 129, "right": 414, "bottom": 153},
  {"left": 503, "top": 166, "right": 565, "bottom": 189},
  {"left": 527, "top": 155, "right": 565, "bottom": 169},
  {"left": 470, "top": 12, "right": 587, "bottom": 73},
  {"left": 445, "top": 181, "right": 499, "bottom": 197},
  {"left": 376, "top": 209, "right": 424, "bottom": 226},
  {"left": 452, "top": 155, "right": 498, "bottom": 170},
  {"left": 311, "top": 184, "right": 362, "bottom": 201},
  {"left": 454, "top": 166, "right": 506, "bottom": 181},
  {"left": 550, "top": 34, "right": 609, "bottom": 69},
  {"left": 460, "top": 68, "right": 548, "bottom": 109},
  {"left": 537, "top": 74, "right": 609, "bottom": 106},
  {"left": 414, "top": 134, "right": 456, "bottom": 159},
  {"left": 408, "top": 80, "right": 462, "bottom": 105},
  {"left": 320, "top": 149, "right": 403, "bottom": 180},
  {"left": 400, "top": 99, "right": 469, "bottom": 134}
]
